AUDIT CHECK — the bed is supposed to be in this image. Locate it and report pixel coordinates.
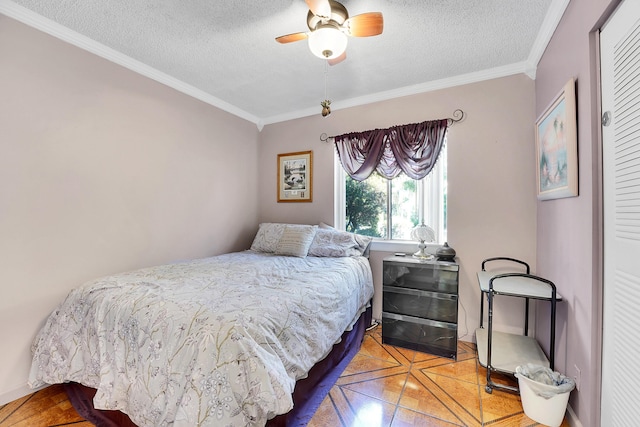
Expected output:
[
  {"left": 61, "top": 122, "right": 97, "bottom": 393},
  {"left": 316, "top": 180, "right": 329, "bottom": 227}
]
[{"left": 28, "top": 223, "right": 374, "bottom": 426}]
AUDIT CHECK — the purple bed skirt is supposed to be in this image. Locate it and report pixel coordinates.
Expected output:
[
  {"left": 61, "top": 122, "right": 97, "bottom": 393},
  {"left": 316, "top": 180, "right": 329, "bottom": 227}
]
[{"left": 64, "top": 305, "right": 372, "bottom": 427}]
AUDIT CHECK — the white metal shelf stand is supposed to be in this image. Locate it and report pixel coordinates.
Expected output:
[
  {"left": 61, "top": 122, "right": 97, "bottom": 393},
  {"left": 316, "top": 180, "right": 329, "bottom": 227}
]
[{"left": 475, "top": 257, "right": 562, "bottom": 394}]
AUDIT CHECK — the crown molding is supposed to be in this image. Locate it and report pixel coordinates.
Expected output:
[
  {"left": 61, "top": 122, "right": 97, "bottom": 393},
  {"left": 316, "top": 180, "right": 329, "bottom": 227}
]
[
  {"left": 261, "top": 0, "right": 570, "bottom": 127},
  {"left": 261, "top": 62, "right": 533, "bottom": 126},
  {"left": 2, "top": 0, "right": 567, "bottom": 129},
  {"left": 527, "top": 0, "right": 571, "bottom": 70},
  {"left": 0, "top": 0, "right": 261, "bottom": 126}
]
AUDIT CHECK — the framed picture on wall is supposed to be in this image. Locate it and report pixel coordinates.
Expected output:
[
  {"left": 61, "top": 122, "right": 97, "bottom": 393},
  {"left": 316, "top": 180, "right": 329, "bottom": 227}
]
[
  {"left": 277, "top": 150, "right": 313, "bottom": 202},
  {"left": 535, "top": 78, "right": 578, "bottom": 200}
]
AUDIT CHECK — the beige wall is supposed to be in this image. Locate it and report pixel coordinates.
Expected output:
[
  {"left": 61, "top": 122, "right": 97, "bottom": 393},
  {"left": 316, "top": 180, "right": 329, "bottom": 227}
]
[
  {"left": 259, "top": 74, "right": 538, "bottom": 343},
  {"left": 0, "top": 16, "right": 260, "bottom": 403}
]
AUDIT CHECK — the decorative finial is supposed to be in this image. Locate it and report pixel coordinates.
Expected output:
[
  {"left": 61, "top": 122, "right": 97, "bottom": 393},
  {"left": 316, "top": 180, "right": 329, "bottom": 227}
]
[{"left": 321, "top": 99, "right": 331, "bottom": 117}]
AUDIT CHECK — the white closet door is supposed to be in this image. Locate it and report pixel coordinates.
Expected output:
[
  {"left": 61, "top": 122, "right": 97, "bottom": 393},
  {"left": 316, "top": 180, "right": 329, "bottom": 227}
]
[{"left": 601, "top": 1, "right": 640, "bottom": 424}]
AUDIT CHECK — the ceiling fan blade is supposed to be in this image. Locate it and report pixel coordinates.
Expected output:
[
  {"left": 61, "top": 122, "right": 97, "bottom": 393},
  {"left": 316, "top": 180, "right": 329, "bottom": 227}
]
[
  {"left": 328, "top": 50, "right": 346, "bottom": 66},
  {"left": 345, "top": 12, "right": 384, "bottom": 37},
  {"left": 275, "top": 32, "right": 308, "bottom": 44},
  {"left": 305, "top": 0, "right": 331, "bottom": 19}
]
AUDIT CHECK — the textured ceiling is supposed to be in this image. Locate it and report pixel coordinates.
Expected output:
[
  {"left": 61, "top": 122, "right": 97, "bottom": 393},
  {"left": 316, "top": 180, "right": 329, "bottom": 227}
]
[{"left": 2, "top": 0, "right": 567, "bottom": 128}]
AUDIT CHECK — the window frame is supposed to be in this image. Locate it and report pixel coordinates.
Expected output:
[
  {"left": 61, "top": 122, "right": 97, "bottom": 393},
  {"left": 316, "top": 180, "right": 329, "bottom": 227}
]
[{"left": 334, "top": 144, "right": 447, "bottom": 251}]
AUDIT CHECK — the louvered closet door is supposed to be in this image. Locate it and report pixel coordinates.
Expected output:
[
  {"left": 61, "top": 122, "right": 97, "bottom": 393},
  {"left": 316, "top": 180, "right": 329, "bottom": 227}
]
[{"left": 601, "top": 0, "right": 640, "bottom": 424}]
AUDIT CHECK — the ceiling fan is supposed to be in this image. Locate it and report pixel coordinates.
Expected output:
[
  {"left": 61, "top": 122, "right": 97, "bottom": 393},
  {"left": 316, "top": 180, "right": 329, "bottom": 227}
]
[{"left": 275, "top": 0, "right": 384, "bottom": 65}]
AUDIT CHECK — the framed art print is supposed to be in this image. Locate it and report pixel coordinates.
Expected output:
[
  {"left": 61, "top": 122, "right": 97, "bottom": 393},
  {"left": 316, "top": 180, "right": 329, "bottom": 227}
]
[
  {"left": 535, "top": 78, "right": 578, "bottom": 200},
  {"left": 277, "top": 150, "right": 312, "bottom": 202}
]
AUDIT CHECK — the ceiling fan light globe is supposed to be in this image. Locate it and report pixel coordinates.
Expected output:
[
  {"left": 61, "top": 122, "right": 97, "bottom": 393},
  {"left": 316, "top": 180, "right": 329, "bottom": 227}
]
[{"left": 308, "top": 27, "right": 347, "bottom": 59}]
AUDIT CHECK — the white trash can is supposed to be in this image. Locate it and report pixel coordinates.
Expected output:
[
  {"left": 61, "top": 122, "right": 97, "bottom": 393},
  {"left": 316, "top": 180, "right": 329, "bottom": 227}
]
[{"left": 515, "top": 364, "right": 575, "bottom": 427}]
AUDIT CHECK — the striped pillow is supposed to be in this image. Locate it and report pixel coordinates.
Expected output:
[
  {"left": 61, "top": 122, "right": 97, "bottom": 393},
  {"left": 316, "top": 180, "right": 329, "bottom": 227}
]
[{"left": 275, "top": 225, "right": 318, "bottom": 257}]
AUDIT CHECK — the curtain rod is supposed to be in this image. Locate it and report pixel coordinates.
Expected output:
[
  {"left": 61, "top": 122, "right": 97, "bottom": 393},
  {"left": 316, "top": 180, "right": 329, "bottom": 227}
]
[{"left": 319, "top": 109, "right": 465, "bottom": 143}]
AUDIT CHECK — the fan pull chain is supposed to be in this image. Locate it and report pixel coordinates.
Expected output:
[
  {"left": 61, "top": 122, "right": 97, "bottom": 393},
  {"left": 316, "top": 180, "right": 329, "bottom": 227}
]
[{"left": 321, "top": 61, "right": 331, "bottom": 117}]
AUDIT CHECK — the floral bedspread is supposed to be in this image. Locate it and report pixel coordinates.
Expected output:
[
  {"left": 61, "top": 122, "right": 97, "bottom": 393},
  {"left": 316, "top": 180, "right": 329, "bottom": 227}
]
[{"left": 29, "top": 251, "right": 373, "bottom": 426}]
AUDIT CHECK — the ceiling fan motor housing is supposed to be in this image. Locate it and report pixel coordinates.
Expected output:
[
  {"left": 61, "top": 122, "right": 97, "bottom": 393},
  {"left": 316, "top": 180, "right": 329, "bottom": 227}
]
[{"left": 306, "top": 0, "right": 349, "bottom": 30}]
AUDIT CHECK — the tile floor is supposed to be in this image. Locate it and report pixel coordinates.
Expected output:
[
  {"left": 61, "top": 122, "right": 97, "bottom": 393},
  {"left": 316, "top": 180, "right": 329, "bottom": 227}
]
[
  {"left": 0, "top": 325, "right": 567, "bottom": 426},
  {"left": 0, "top": 384, "right": 90, "bottom": 427},
  {"left": 308, "top": 325, "right": 568, "bottom": 427}
]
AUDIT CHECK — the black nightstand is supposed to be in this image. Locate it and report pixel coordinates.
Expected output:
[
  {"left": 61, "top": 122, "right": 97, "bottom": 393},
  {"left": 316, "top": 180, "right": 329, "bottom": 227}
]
[{"left": 382, "top": 255, "right": 459, "bottom": 359}]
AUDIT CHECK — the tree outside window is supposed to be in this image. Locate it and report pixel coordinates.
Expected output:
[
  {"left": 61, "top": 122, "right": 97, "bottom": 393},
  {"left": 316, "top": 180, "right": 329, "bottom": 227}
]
[{"left": 341, "top": 145, "right": 447, "bottom": 242}]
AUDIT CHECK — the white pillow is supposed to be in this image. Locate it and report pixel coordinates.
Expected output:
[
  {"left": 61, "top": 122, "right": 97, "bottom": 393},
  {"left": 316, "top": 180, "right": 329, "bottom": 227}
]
[
  {"left": 312, "top": 223, "right": 373, "bottom": 257},
  {"left": 275, "top": 225, "right": 318, "bottom": 257},
  {"left": 354, "top": 233, "right": 373, "bottom": 257},
  {"left": 308, "top": 228, "right": 361, "bottom": 257},
  {"left": 250, "top": 223, "right": 288, "bottom": 253}
]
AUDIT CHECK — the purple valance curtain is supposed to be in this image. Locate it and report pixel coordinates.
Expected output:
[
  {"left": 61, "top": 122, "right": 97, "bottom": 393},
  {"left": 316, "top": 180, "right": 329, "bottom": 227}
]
[{"left": 334, "top": 119, "right": 449, "bottom": 181}]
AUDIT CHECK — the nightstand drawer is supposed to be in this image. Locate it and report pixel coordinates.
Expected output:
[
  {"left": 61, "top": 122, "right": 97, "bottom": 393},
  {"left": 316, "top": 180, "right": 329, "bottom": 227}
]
[
  {"left": 383, "top": 262, "right": 458, "bottom": 294},
  {"left": 382, "top": 312, "right": 457, "bottom": 359},
  {"left": 383, "top": 286, "right": 457, "bottom": 323}
]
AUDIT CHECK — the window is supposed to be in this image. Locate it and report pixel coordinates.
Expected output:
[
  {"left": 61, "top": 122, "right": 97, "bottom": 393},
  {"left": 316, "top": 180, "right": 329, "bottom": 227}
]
[{"left": 335, "top": 144, "right": 447, "bottom": 243}]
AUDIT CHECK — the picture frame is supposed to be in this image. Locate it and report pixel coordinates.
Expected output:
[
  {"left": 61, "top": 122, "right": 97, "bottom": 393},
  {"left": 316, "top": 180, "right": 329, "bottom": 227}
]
[
  {"left": 277, "top": 150, "right": 313, "bottom": 202},
  {"left": 535, "top": 78, "right": 578, "bottom": 200}
]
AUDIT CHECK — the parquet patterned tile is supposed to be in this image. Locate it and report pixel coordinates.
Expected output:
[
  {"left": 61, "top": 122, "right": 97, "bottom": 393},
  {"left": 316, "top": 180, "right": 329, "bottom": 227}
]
[
  {"left": 398, "top": 373, "right": 465, "bottom": 425},
  {"left": 0, "top": 384, "right": 90, "bottom": 426},
  {"left": 417, "top": 358, "right": 479, "bottom": 384},
  {"left": 3, "top": 326, "right": 569, "bottom": 427},
  {"left": 391, "top": 407, "right": 465, "bottom": 427},
  {"left": 312, "top": 326, "right": 569, "bottom": 427}
]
